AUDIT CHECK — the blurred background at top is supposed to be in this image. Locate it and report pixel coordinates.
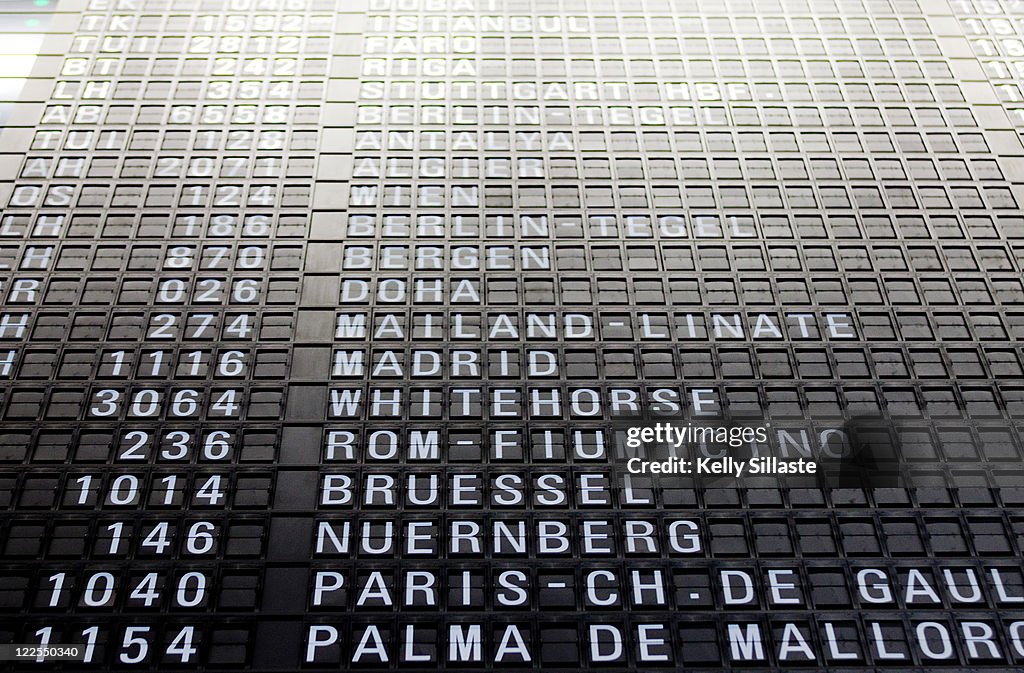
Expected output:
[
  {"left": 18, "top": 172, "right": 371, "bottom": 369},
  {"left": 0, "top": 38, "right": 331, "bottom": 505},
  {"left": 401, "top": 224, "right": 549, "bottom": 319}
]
[{"left": 0, "top": 0, "right": 58, "bottom": 124}]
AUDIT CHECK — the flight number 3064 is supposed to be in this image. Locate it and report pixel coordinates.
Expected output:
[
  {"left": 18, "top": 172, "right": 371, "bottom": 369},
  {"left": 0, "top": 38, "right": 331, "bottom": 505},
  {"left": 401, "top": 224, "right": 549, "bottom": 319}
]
[{"left": 90, "top": 388, "right": 244, "bottom": 418}]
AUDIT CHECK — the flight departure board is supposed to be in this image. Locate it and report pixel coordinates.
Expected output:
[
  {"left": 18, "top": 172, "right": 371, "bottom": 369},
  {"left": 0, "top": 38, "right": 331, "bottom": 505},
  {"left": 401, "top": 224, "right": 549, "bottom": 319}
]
[{"left": 2, "top": 0, "right": 1024, "bottom": 670}]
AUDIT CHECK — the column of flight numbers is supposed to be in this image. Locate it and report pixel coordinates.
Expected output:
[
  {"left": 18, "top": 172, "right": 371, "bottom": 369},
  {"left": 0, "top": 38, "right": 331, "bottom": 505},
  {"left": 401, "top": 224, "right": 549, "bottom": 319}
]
[{"left": 2, "top": 0, "right": 336, "bottom": 667}]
